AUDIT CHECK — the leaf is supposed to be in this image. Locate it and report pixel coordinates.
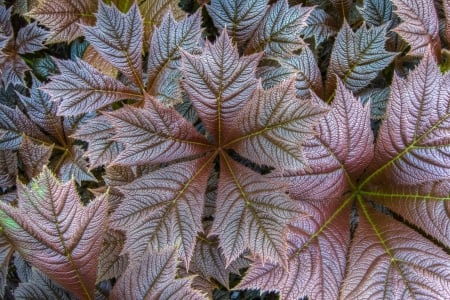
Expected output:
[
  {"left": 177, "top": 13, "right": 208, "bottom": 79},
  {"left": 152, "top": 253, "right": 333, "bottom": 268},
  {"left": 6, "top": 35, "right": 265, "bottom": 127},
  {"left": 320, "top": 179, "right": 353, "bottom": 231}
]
[
  {"left": 300, "top": 8, "right": 338, "bottom": 46},
  {"left": 58, "top": 145, "right": 97, "bottom": 183},
  {"left": 207, "top": 0, "right": 268, "bottom": 48},
  {"left": 0, "top": 234, "right": 14, "bottom": 298},
  {"left": 181, "top": 30, "right": 261, "bottom": 145},
  {"left": 366, "top": 50, "right": 450, "bottom": 185},
  {"left": 82, "top": 2, "right": 144, "bottom": 89},
  {"left": 358, "top": 87, "right": 390, "bottom": 119},
  {"left": 239, "top": 79, "right": 374, "bottom": 299},
  {"left": 15, "top": 22, "right": 48, "bottom": 54},
  {"left": 0, "top": 52, "right": 30, "bottom": 87},
  {"left": 107, "top": 96, "right": 211, "bottom": 166},
  {"left": 229, "top": 79, "right": 329, "bottom": 170},
  {"left": 18, "top": 76, "right": 64, "bottom": 142},
  {"left": 280, "top": 47, "right": 323, "bottom": 98},
  {"left": 147, "top": 10, "right": 202, "bottom": 93},
  {"left": 27, "top": 0, "right": 97, "bottom": 43},
  {"left": 211, "top": 154, "right": 300, "bottom": 267},
  {"left": 0, "top": 167, "right": 108, "bottom": 299},
  {"left": 245, "top": 0, "right": 313, "bottom": 57},
  {"left": 110, "top": 247, "right": 205, "bottom": 300},
  {"left": 358, "top": 0, "right": 393, "bottom": 26},
  {"left": 72, "top": 115, "right": 123, "bottom": 169},
  {"left": 18, "top": 137, "right": 53, "bottom": 179},
  {"left": 256, "top": 63, "right": 295, "bottom": 91},
  {"left": 444, "top": 0, "right": 450, "bottom": 43},
  {"left": 96, "top": 229, "right": 128, "bottom": 283},
  {"left": 327, "top": 22, "right": 397, "bottom": 95},
  {"left": 82, "top": 45, "right": 118, "bottom": 78},
  {"left": 0, "top": 104, "right": 50, "bottom": 150},
  {"left": 340, "top": 205, "right": 450, "bottom": 299},
  {"left": 43, "top": 58, "right": 142, "bottom": 116},
  {"left": 0, "top": 150, "right": 17, "bottom": 188},
  {"left": 15, "top": 269, "right": 76, "bottom": 300},
  {"left": 392, "top": 0, "right": 441, "bottom": 56},
  {"left": 111, "top": 157, "right": 212, "bottom": 266}
]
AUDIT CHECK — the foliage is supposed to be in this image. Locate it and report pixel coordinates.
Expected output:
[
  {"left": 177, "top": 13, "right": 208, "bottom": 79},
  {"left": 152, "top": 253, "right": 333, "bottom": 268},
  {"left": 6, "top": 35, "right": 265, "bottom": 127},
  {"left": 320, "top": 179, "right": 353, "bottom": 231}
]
[{"left": 0, "top": 0, "right": 449, "bottom": 299}]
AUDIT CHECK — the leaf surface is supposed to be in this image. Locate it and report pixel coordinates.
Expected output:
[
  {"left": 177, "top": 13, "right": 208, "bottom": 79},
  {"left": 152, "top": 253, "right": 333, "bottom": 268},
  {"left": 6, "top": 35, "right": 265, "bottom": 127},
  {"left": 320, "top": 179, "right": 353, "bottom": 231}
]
[
  {"left": 43, "top": 58, "right": 142, "bottom": 116},
  {"left": 358, "top": 0, "right": 393, "bottom": 26},
  {"left": 83, "top": 2, "right": 144, "bottom": 89},
  {"left": 300, "top": 8, "right": 337, "bottom": 46},
  {"left": 0, "top": 150, "right": 16, "bottom": 188},
  {"left": 392, "top": 0, "right": 441, "bottom": 56},
  {"left": 107, "top": 96, "right": 211, "bottom": 166},
  {"left": 15, "top": 269, "right": 75, "bottom": 300},
  {"left": 0, "top": 234, "right": 13, "bottom": 298},
  {"left": 18, "top": 137, "right": 52, "bottom": 179},
  {"left": 27, "top": 0, "right": 96, "bottom": 43},
  {"left": 96, "top": 229, "right": 128, "bottom": 283},
  {"left": 207, "top": 0, "right": 268, "bottom": 47},
  {"left": 327, "top": 22, "right": 396, "bottom": 95},
  {"left": 245, "top": 0, "right": 312, "bottom": 57},
  {"left": 0, "top": 167, "right": 108, "bottom": 300},
  {"left": 15, "top": 22, "right": 47, "bottom": 54}
]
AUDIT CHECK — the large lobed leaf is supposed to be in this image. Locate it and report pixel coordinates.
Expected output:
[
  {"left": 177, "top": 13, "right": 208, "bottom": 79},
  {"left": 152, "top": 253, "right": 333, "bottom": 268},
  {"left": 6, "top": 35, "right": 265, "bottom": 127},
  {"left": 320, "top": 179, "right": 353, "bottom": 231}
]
[{"left": 0, "top": 167, "right": 108, "bottom": 299}]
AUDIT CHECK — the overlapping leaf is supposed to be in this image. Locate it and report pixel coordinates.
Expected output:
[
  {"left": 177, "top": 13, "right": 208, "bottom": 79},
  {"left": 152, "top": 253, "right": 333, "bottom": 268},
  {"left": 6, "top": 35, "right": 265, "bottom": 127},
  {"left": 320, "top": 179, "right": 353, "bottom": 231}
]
[
  {"left": 43, "top": 58, "right": 142, "bottom": 116},
  {"left": 207, "top": 0, "right": 268, "bottom": 48},
  {"left": 0, "top": 150, "right": 16, "bottom": 188},
  {"left": 18, "top": 137, "right": 52, "bottom": 179},
  {"left": 245, "top": 0, "right": 312, "bottom": 57},
  {"left": 96, "top": 229, "right": 128, "bottom": 283},
  {"left": 15, "top": 269, "right": 75, "bottom": 300},
  {"left": 82, "top": 2, "right": 144, "bottom": 89},
  {"left": 0, "top": 168, "right": 108, "bottom": 299},
  {"left": 27, "top": 0, "right": 96, "bottom": 43},
  {"left": 300, "top": 8, "right": 338, "bottom": 46},
  {"left": 392, "top": 0, "right": 441, "bottom": 56},
  {"left": 327, "top": 22, "right": 397, "bottom": 95},
  {"left": 110, "top": 247, "right": 205, "bottom": 300},
  {"left": 358, "top": 0, "right": 393, "bottom": 26},
  {"left": 0, "top": 234, "right": 13, "bottom": 298}
]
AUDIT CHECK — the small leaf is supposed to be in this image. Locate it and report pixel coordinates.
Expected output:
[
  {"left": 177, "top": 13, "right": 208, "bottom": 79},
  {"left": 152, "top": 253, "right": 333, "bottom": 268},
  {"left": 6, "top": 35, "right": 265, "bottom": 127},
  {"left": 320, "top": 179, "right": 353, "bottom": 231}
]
[
  {"left": 300, "top": 8, "right": 338, "bottom": 46},
  {"left": 147, "top": 10, "right": 202, "bottom": 93},
  {"left": 112, "top": 157, "right": 212, "bottom": 266},
  {"left": 15, "top": 22, "right": 48, "bottom": 54},
  {"left": 392, "top": 0, "right": 441, "bottom": 56},
  {"left": 27, "top": 0, "right": 97, "bottom": 43},
  {"left": 18, "top": 137, "right": 52, "bottom": 179},
  {"left": 82, "top": 45, "right": 118, "bottom": 78},
  {"left": 230, "top": 79, "right": 329, "bottom": 170},
  {"left": 58, "top": 145, "right": 97, "bottom": 183},
  {"left": 211, "top": 154, "right": 299, "bottom": 267},
  {"left": 207, "top": 0, "right": 268, "bottom": 47},
  {"left": 0, "top": 150, "right": 16, "bottom": 188},
  {"left": 327, "top": 22, "right": 397, "bottom": 95},
  {"left": 245, "top": 0, "right": 313, "bottom": 57},
  {"left": 72, "top": 115, "right": 123, "bottom": 169},
  {"left": 110, "top": 247, "right": 205, "bottom": 300},
  {"left": 358, "top": 87, "right": 390, "bottom": 119},
  {"left": 181, "top": 30, "right": 260, "bottom": 145},
  {"left": 83, "top": 2, "right": 144, "bottom": 89},
  {"left": 107, "top": 96, "right": 211, "bottom": 166},
  {"left": 358, "top": 0, "right": 393, "bottom": 26},
  {"left": 0, "top": 167, "right": 108, "bottom": 299},
  {"left": 43, "top": 58, "right": 142, "bottom": 116},
  {"left": 15, "top": 269, "right": 75, "bottom": 300},
  {"left": 96, "top": 229, "right": 128, "bottom": 283}
]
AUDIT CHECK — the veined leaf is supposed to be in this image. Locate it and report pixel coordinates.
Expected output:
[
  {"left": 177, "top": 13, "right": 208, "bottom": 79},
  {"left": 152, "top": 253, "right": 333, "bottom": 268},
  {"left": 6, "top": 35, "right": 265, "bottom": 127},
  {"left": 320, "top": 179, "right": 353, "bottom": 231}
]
[
  {"left": 18, "top": 137, "right": 53, "bottom": 179},
  {"left": 256, "top": 63, "right": 295, "bottom": 91},
  {"left": 211, "top": 154, "right": 300, "bottom": 267},
  {"left": 300, "top": 8, "right": 337, "bottom": 46},
  {"left": 27, "top": 0, "right": 97, "bottom": 43},
  {"left": 392, "top": 0, "right": 441, "bottom": 56},
  {"left": 72, "top": 115, "right": 123, "bottom": 169},
  {"left": 96, "top": 229, "right": 128, "bottom": 283},
  {"left": 110, "top": 247, "right": 205, "bottom": 300},
  {"left": 15, "top": 22, "right": 47, "bottom": 54},
  {"left": 0, "top": 167, "right": 108, "bottom": 300},
  {"left": 365, "top": 50, "right": 450, "bottom": 185},
  {"left": 207, "top": 0, "right": 268, "bottom": 48},
  {"left": 245, "top": 0, "right": 313, "bottom": 57},
  {"left": 0, "top": 150, "right": 16, "bottom": 188},
  {"left": 327, "top": 22, "right": 397, "bottom": 95},
  {"left": 358, "top": 87, "right": 390, "bottom": 119},
  {"left": 111, "top": 157, "right": 212, "bottom": 266},
  {"left": 147, "top": 10, "right": 202, "bottom": 93},
  {"left": 0, "top": 104, "right": 51, "bottom": 150},
  {"left": 83, "top": 2, "right": 144, "bottom": 89},
  {"left": 358, "top": 0, "right": 393, "bottom": 26},
  {"left": 280, "top": 47, "right": 323, "bottom": 99},
  {"left": 15, "top": 269, "right": 75, "bottom": 300},
  {"left": 229, "top": 79, "right": 329, "bottom": 170},
  {"left": 43, "top": 58, "right": 142, "bottom": 116},
  {"left": 181, "top": 30, "right": 260, "bottom": 145},
  {"left": 0, "top": 234, "right": 13, "bottom": 298},
  {"left": 340, "top": 204, "right": 450, "bottom": 298},
  {"left": 58, "top": 145, "right": 97, "bottom": 183},
  {"left": 18, "top": 76, "right": 64, "bottom": 142},
  {"left": 107, "top": 96, "right": 211, "bottom": 166},
  {"left": 81, "top": 45, "right": 118, "bottom": 78}
]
